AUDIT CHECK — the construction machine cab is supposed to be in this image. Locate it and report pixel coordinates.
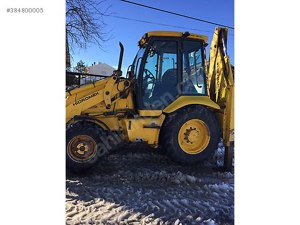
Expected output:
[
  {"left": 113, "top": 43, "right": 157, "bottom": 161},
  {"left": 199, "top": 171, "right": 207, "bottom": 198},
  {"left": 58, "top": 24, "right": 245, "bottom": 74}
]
[{"left": 130, "top": 31, "right": 209, "bottom": 110}]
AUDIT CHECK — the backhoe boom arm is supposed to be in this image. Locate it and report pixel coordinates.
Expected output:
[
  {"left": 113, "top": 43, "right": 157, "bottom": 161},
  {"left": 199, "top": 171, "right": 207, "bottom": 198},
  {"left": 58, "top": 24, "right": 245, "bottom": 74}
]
[{"left": 207, "top": 27, "right": 234, "bottom": 147}]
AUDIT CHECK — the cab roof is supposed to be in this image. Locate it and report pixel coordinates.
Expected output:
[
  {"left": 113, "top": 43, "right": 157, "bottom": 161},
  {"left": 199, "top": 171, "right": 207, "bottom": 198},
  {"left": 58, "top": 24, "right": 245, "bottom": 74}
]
[{"left": 138, "top": 31, "right": 208, "bottom": 46}]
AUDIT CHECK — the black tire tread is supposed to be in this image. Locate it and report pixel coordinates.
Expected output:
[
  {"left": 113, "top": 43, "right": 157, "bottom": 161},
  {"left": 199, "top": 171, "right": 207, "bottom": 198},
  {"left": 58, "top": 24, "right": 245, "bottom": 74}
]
[
  {"left": 160, "top": 105, "right": 221, "bottom": 165},
  {"left": 66, "top": 122, "right": 105, "bottom": 173}
]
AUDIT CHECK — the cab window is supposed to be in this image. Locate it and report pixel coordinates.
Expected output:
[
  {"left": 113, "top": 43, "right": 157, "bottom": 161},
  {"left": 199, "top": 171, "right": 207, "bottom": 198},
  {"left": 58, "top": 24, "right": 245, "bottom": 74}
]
[
  {"left": 182, "top": 40, "right": 206, "bottom": 95},
  {"left": 141, "top": 40, "right": 178, "bottom": 109}
]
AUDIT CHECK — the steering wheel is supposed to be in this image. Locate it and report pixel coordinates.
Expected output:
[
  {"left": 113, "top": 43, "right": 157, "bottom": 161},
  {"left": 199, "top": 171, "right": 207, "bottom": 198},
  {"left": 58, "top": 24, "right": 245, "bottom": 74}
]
[
  {"left": 142, "top": 69, "right": 156, "bottom": 98},
  {"left": 144, "top": 69, "right": 156, "bottom": 85}
]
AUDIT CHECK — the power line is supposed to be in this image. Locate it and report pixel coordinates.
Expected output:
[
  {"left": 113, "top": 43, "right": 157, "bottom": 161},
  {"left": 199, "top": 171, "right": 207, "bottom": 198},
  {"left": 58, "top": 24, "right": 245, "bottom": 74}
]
[
  {"left": 104, "top": 14, "right": 234, "bottom": 37},
  {"left": 120, "top": 0, "right": 234, "bottom": 30},
  {"left": 105, "top": 14, "right": 215, "bottom": 34}
]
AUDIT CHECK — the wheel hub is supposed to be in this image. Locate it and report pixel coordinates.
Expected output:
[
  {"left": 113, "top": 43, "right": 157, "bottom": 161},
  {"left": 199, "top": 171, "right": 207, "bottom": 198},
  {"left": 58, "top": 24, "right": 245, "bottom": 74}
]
[
  {"left": 67, "top": 135, "right": 97, "bottom": 162},
  {"left": 178, "top": 119, "right": 210, "bottom": 154},
  {"left": 184, "top": 127, "right": 200, "bottom": 143},
  {"left": 76, "top": 143, "right": 89, "bottom": 155}
]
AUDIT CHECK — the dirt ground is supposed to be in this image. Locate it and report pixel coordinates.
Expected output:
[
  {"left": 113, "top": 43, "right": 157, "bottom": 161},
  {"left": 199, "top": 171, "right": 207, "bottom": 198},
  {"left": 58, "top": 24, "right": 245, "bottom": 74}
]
[{"left": 66, "top": 142, "right": 234, "bottom": 225}]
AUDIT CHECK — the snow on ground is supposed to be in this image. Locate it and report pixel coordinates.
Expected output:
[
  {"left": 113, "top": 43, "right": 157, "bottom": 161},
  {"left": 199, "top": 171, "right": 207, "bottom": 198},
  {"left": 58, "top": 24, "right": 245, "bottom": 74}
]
[{"left": 66, "top": 143, "right": 234, "bottom": 225}]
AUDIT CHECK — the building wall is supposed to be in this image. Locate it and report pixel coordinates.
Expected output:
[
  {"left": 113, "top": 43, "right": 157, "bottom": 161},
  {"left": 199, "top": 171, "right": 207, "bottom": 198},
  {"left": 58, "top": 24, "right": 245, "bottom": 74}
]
[{"left": 88, "top": 63, "right": 115, "bottom": 76}]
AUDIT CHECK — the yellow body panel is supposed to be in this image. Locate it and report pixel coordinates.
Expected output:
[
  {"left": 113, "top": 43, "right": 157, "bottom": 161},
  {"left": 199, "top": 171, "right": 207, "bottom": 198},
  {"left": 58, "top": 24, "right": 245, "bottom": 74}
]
[
  {"left": 121, "top": 114, "right": 165, "bottom": 145},
  {"left": 84, "top": 92, "right": 134, "bottom": 116},
  {"left": 139, "top": 31, "right": 208, "bottom": 46},
  {"left": 163, "top": 96, "right": 220, "bottom": 113},
  {"left": 146, "top": 31, "right": 208, "bottom": 42},
  {"left": 95, "top": 116, "right": 122, "bottom": 131},
  {"left": 138, "top": 110, "right": 162, "bottom": 117}
]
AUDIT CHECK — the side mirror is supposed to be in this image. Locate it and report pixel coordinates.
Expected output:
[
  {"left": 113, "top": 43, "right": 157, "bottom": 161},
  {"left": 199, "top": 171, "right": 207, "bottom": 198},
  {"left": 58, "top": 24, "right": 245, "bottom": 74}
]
[
  {"left": 126, "top": 64, "right": 135, "bottom": 79},
  {"left": 128, "top": 71, "right": 134, "bottom": 79}
]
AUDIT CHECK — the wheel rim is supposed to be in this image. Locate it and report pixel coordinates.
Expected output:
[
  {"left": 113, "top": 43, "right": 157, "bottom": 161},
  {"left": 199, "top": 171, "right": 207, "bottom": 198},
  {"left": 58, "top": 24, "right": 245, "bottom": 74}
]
[
  {"left": 178, "top": 119, "right": 210, "bottom": 154},
  {"left": 67, "top": 135, "right": 97, "bottom": 162}
]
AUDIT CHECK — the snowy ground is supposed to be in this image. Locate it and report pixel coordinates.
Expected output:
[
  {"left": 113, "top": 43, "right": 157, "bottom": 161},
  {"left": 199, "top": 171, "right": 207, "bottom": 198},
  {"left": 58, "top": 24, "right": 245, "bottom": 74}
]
[{"left": 66, "top": 142, "right": 234, "bottom": 225}]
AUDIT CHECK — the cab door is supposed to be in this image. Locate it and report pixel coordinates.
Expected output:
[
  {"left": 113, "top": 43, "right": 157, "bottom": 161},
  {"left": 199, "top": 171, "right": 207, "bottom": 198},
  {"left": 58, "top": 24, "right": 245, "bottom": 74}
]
[{"left": 137, "top": 38, "right": 179, "bottom": 110}]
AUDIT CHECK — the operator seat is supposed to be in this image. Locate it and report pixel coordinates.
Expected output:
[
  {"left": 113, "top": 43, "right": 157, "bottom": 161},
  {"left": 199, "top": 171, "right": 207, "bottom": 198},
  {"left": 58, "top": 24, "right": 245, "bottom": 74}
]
[
  {"left": 151, "top": 68, "right": 178, "bottom": 107},
  {"left": 162, "top": 68, "right": 178, "bottom": 96}
]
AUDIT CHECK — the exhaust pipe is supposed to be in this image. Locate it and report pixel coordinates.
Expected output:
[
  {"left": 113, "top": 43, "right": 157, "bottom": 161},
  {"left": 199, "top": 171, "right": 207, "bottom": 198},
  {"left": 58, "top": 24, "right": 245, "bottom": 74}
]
[{"left": 114, "top": 42, "right": 124, "bottom": 76}]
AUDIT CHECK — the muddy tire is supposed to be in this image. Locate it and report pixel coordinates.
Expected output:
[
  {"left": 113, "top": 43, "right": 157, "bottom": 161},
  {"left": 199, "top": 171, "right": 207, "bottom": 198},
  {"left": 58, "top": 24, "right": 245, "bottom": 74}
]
[
  {"left": 66, "top": 122, "right": 110, "bottom": 173},
  {"left": 160, "top": 105, "right": 221, "bottom": 165}
]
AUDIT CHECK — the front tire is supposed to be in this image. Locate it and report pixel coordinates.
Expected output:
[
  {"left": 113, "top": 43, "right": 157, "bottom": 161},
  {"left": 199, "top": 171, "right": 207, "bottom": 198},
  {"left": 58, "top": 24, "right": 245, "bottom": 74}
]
[
  {"left": 66, "top": 123, "right": 109, "bottom": 173},
  {"left": 161, "top": 105, "right": 221, "bottom": 165}
]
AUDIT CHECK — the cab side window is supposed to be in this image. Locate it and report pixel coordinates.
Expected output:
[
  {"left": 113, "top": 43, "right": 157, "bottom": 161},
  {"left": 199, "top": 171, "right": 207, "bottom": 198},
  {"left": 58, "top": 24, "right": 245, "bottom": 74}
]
[{"left": 182, "top": 41, "right": 206, "bottom": 95}]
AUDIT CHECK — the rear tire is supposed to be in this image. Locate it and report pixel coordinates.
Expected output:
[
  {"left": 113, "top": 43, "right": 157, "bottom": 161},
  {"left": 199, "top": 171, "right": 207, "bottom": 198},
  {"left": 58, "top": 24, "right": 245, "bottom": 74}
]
[
  {"left": 160, "top": 105, "right": 221, "bottom": 165},
  {"left": 66, "top": 122, "right": 110, "bottom": 173}
]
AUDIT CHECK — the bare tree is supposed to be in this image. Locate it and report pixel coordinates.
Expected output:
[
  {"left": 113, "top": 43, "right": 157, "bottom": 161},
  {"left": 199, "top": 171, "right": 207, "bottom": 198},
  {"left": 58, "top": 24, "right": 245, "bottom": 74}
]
[{"left": 66, "top": 0, "right": 110, "bottom": 66}]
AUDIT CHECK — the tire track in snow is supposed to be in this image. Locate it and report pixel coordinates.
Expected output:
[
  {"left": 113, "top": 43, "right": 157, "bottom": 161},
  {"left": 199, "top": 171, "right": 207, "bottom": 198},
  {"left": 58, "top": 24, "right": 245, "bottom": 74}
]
[{"left": 66, "top": 143, "right": 234, "bottom": 224}]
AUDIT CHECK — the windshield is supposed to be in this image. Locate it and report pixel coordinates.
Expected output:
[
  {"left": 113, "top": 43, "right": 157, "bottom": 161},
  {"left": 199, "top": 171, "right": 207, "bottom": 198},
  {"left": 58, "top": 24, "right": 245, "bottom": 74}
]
[{"left": 132, "top": 47, "right": 146, "bottom": 79}]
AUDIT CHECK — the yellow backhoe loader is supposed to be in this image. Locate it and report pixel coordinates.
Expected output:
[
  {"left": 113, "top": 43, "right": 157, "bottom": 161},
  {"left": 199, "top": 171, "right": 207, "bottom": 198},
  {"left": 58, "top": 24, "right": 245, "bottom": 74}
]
[{"left": 66, "top": 27, "right": 234, "bottom": 172}]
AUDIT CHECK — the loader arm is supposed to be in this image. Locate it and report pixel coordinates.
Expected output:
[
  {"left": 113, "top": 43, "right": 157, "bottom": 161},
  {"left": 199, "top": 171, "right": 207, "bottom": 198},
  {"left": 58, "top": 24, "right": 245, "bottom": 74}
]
[
  {"left": 207, "top": 27, "right": 234, "bottom": 148},
  {"left": 66, "top": 75, "right": 132, "bottom": 124}
]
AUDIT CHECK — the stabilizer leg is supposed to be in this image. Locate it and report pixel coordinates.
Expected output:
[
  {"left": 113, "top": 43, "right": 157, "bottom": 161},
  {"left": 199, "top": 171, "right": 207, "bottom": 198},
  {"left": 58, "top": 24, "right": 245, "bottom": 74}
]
[{"left": 223, "top": 142, "right": 234, "bottom": 172}]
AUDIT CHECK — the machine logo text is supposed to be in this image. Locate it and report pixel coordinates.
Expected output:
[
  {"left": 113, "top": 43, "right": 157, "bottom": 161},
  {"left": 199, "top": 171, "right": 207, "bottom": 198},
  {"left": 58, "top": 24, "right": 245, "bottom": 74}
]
[{"left": 73, "top": 92, "right": 99, "bottom": 106}]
